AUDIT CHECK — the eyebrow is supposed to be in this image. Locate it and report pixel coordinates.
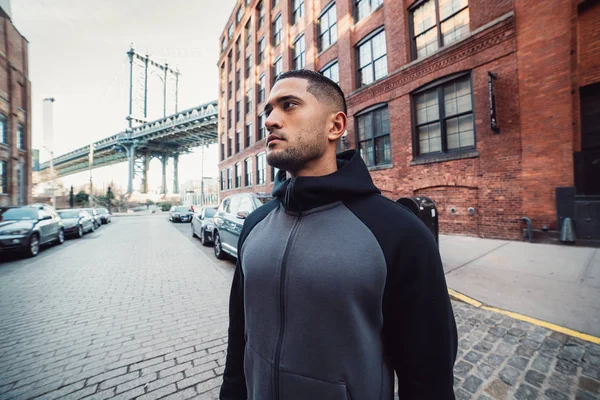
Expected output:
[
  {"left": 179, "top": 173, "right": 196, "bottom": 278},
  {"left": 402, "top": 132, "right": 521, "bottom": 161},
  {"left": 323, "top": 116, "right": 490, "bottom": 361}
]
[{"left": 263, "top": 94, "right": 304, "bottom": 114}]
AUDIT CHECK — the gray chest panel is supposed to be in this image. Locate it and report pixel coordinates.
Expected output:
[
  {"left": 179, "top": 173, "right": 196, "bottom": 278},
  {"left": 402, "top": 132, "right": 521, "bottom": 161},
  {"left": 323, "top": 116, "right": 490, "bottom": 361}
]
[{"left": 241, "top": 202, "right": 391, "bottom": 399}]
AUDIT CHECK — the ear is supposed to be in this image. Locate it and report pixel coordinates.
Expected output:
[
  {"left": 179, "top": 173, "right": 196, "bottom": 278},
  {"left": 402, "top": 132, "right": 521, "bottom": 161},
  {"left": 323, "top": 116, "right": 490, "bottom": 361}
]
[{"left": 327, "top": 111, "right": 347, "bottom": 142}]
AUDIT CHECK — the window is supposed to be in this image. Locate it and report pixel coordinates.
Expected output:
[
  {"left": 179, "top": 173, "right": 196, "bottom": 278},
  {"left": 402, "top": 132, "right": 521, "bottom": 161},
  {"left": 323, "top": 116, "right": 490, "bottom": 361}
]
[
  {"left": 228, "top": 109, "right": 232, "bottom": 129},
  {"left": 258, "top": 113, "right": 266, "bottom": 140},
  {"left": 411, "top": 0, "right": 469, "bottom": 59},
  {"left": 256, "top": 153, "right": 266, "bottom": 185},
  {"left": 257, "top": 2, "right": 264, "bottom": 28},
  {"left": 228, "top": 81, "right": 233, "bottom": 98},
  {"left": 0, "top": 161, "right": 6, "bottom": 194},
  {"left": 273, "top": 57, "right": 283, "bottom": 83},
  {"left": 228, "top": 24, "right": 234, "bottom": 39},
  {"left": 292, "top": 35, "right": 306, "bottom": 70},
  {"left": 0, "top": 115, "right": 6, "bottom": 144},
  {"left": 221, "top": 37, "right": 227, "bottom": 52},
  {"left": 228, "top": 51, "right": 233, "bottom": 72},
  {"left": 356, "top": 105, "right": 391, "bottom": 167},
  {"left": 273, "top": 14, "right": 282, "bottom": 46},
  {"left": 318, "top": 3, "right": 337, "bottom": 52},
  {"left": 292, "top": 0, "right": 304, "bottom": 25},
  {"left": 236, "top": 7, "right": 243, "bottom": 24},
  {"left": 227, "top": 168, "right": 233, "bottom": 189},
  {"left": 221, "top": 142, "right": 225, "bottom": 160},
  {"left": 258, "top": 37, "right": 265, "bottom": 63},
  {"left": 354, "top": 0, "right": 383, "bottom": 22},
  {"left": 246, "top": 21, "right": 252, "bottom": 45},
  {"left": 357, "top": 29, "right": 387, "bottom": 87},
  {"left": 220, "top": 170, "right": 226, "bottom": 190},
  {"left": 272, "top": 0, "right": 279, "bottom": 8},
  {"left": 236, "top": 38, "right": 241, "bottom": 60},
  {"left": 245, "top": 158, "right": 253, "bottom": 186},
  {"left": 320, "top": 60, "right": 339, "bottom": 84},
  {"left": 238, "top": 196, "right": 254, "bottom": 214},
  {"left": 236, "top": 131, "right": 241, "bottom": 153},
  {"left": 246, "top": 54, "right": 252, "bottom": 79},
  {"left": 235, "top": 163, "right": 242, "bottom": 187},
  {"left": 258, "top": 74, "right": 266, "bottom": 103},
  {"left": 228, "top": 137, "right": 233, "bottom": 157},
  {"left": 236, "top": 101, "right": 241, "bottom": 122},
  {"left": 246, "top": 89, "right": 252, "bottom": 114},
  {"left": 245, "top": 123, "right": 253, "bottom": 147},
  {"left": 236, "top": 69, "right": 241, "bottom": 90},
  {"left": 17, "top": 124, "right": 24, "bottom": 150},
  {"left": 413, "top": 74, "right": 474, "bottom": 156}
]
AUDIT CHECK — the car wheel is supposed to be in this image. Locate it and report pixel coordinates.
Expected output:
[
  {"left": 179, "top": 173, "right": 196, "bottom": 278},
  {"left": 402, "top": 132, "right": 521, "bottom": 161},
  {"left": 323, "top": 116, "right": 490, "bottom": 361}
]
[
  {"left": 213, "top": 232, "right": 227, "bottom": 260},
  {"left": 201, "top": 229, "right": 211, "bottom": 247},
  {"left": 56, "top": 229, "right": 65, "bottom": 245},
  {"left": 28, "top": 233, "right": 40, "bottom": 257},
  {"left": 91, "top": 223, "right": 96, "bottom": 232},
  {"left": 77, "top": 225, "right": 84, "bottom": 238}
]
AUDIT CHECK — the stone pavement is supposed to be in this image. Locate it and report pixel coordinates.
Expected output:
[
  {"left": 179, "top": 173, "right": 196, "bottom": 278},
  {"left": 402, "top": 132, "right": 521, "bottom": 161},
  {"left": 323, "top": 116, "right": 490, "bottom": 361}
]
[
  {"left": 441, "top": 235, "right": 600, "bottom": 337},
  {"left": 0, "top": 214, "right": 598, "bottom": 399}
]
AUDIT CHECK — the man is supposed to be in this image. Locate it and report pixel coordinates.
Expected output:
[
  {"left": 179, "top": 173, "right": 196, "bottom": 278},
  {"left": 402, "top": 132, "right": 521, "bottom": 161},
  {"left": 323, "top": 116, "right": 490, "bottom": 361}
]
[{"left": 220, "top": 70, "right": 457, "bottom": 400}]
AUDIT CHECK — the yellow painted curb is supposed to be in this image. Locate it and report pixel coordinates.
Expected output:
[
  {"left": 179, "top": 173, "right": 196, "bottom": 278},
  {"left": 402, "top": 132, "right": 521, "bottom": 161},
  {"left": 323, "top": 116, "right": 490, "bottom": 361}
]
[{"left": 448, "top": 288, "right": 600, "bottom": 345}]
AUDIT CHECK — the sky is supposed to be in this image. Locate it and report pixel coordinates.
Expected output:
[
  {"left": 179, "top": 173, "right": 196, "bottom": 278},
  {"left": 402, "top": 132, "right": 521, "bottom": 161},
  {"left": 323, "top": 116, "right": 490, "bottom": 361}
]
[{"left": 11, "top": 0, "right": 237, "bottom": 194}]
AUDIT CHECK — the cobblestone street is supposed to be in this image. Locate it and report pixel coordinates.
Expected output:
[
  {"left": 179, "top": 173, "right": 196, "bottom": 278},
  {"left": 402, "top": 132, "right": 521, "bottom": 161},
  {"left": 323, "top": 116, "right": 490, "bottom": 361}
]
[{"left": 0, "top": 214, "right": 598, "bottom": 399}]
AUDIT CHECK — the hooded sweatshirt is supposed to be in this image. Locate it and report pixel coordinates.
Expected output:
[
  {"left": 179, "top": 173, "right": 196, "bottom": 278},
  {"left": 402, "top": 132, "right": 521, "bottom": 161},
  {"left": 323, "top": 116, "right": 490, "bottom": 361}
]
[{"left": 220, "top": 150, "right": 457, "bottom": 400}]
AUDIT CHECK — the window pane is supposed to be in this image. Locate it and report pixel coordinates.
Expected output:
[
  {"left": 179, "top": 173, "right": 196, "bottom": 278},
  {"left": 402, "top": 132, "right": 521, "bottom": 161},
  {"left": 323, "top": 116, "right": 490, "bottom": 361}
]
[
  {"left": 330, "top": 24, "right": 338, "bottom": 44},
  {"left": 359, "top": 141, "right": 374, "bottom": 166},
  {"left": 413, "top": 0, "right": 436, "bottom": 36},
  {"left": 372, "top": 32, "right": 386, "bottom": 59},
  {"left": 439, "top": 0, "right": 468, "bottom": 20},
  {"left": 360, "top": 66, "right": 374, "bottom": 86},
  {"left": 357, "top": 114, "right": 367, "bottom": 141},
  {"left": 381, "top": 107, "right": 390, "bottom": 134},
  {"left": 359, "top": 43, "right": 372, "bottom": 67},
  {"left": 416, "top": 27, "right": 439, "bottom": 58},
  {"left": 418, "top": 123, "right": 441, "bottom": 154},
  {"left": 373, "top": 57, "right": 388, "bottom": 80},
  {"left": 375, "top": 135, "right": 391, "bottom": 165},
  {"left": 441, "top": 8, "right": 470, "bottom": 45}
]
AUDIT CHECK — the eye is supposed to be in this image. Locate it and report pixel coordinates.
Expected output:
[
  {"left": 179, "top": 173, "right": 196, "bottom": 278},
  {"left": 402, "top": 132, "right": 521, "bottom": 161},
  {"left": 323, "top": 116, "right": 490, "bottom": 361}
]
[{"left": 283, "top": 101, "right": 297, "bottom": 110}]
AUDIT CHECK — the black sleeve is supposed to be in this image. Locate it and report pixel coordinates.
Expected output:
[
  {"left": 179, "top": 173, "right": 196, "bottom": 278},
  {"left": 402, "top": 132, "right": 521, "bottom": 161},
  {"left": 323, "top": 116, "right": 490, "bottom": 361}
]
[
  {"left": 219, "top": 259, "right": 247, "bottom": 400},
  {"left": 385, "top": 215, "right": 457, "bottom": 399},
  {"left": 344, "top": 195, "right": 457, "bottom": 399}
]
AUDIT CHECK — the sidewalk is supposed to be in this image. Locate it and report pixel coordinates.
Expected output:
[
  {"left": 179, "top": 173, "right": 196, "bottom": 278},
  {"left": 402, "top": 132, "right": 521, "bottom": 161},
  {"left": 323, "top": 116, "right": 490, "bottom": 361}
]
[{"left": 440, "top": 234, "right": 600, "bottom": 337}]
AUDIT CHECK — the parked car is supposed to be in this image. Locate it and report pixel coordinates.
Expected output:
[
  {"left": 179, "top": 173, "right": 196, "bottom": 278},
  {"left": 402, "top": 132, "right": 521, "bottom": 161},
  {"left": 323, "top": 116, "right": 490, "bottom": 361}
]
[
  {"left": 212, "top": 193, "right": 273, "bottom": 260},
  {"left": 57, "top": 209, "right": 95, "bottom": 238},
  {"left": 191, "top": 205, "right": 218, "bottom": 246},
  {"left": 0, "top": 204, "right": 65, "bottom": 258},
  {"left": 95, "top": 208, "right": 112, "bottom": 224},
  {"left": 83, "top": 208, "right": 102, "bottom": 229},
  {"left": 169, "top": 206, "right": 193, "bottom": 223}
]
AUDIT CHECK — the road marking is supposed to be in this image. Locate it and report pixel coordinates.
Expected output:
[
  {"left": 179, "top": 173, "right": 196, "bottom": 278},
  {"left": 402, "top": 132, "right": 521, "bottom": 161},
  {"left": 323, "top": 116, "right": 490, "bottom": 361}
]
[{"left": 448, "top": 288, "right": 600, "bottom": 345}]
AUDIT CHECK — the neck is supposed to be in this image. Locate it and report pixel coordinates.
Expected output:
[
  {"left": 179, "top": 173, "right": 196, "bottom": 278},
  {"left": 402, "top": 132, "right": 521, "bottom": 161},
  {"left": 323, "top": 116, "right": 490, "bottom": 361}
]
[{"left": 288, "top": 153, "right": 338, "bottom": 179}]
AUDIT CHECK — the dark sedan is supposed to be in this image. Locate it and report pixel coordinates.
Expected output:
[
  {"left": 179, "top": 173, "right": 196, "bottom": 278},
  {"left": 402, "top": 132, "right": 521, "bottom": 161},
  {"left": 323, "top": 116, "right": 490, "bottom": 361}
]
[
  {"left": 191, "top": 205, "right": 217, "bottom": 246},
  {"left": 0, "top": 205, "right": 65, "bottom": 258},
  {"left": 169, "top": 206, "right": 193, "bottom": 223},
  {"left": 57, "top": 209, "right": 95, "bottom": 238},
  {"left": 83, "top": 208, "right": 102, "bottom": 229}
]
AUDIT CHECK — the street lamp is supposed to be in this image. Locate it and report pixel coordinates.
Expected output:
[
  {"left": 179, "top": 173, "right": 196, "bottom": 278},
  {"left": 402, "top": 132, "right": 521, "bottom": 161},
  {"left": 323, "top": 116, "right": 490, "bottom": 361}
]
[{"left": 42, "top": 98, "right": 56, "bottom": 207}]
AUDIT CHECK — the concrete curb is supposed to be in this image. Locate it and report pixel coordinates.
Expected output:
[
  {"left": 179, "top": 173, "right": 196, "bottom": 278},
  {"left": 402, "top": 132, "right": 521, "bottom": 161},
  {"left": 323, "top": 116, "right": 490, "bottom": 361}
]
[{"left": 448, "top": 288, "right": 600, "bottom": 344}]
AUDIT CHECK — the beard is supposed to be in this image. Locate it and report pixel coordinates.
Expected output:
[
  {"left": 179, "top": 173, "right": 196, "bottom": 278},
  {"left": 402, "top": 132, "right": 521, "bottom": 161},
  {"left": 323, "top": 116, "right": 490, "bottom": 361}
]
[{"left": 266, "top": 127, "right": 325, "bottom": 174}]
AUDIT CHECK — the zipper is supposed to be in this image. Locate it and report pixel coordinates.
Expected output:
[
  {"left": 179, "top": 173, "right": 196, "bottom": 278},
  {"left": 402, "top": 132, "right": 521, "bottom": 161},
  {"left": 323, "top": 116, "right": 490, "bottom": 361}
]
[{"left": 275, "top": 178, "right": 301, "bottom": 400}]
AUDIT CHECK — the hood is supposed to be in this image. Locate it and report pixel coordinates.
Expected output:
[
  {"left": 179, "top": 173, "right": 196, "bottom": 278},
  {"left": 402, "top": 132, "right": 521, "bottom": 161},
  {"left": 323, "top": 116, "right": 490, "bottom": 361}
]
[
  {"left": 0, "top": 220, "right": 35, "bottom": 232},
  {"left": 272, "top": 150, "right": 380, "bottom": 212},
  {"left": 60, "top": 217, "right": 79, "bottom": 227}
]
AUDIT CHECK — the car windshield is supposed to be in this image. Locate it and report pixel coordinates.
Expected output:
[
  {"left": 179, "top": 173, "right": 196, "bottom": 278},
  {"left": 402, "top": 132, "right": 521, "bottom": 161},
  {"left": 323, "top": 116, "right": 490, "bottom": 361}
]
[
  {"left": 1, "top": 208, "right": 38, "bottom": 221},
  {"left": 175, "top": 206, "right": 189, "bottom": 213},
  {"left": 58, "top": 211, "right": 80, "bottom": 219},
  {"left": 95, "top": 209, "right": 106, "bottom": 214},
  {"left": 205, "top": 208, "right": 216, "bottom": 218}
]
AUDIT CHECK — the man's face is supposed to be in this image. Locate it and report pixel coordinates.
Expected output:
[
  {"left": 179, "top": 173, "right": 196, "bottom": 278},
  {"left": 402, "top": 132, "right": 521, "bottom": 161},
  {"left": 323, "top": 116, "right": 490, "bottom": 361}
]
[{"left": 263, "top": 78, "right": 330, "bottom": 174}]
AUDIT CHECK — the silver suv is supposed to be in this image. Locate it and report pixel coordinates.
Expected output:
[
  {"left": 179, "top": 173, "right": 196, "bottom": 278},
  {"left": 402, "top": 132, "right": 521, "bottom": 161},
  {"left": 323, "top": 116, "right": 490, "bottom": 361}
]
[{"left": 212, "top": 193, "right": 273, "bottom": 260}]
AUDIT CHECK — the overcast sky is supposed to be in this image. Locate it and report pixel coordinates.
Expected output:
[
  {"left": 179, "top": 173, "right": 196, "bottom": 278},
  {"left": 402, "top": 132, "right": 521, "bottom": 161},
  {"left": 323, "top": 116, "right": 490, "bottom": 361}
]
[{"left": 12, "top": 0, "right": 237, "bottom": 193}]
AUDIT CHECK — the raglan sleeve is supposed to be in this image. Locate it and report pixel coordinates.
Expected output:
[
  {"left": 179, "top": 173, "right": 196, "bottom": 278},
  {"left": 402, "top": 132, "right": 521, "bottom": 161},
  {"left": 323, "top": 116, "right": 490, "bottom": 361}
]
[
  {"left": 384, "top": 218, "right": 458, "bottom": 399},
  {"left": 219, "top": 257, "right": 247, "bottom": 400}
]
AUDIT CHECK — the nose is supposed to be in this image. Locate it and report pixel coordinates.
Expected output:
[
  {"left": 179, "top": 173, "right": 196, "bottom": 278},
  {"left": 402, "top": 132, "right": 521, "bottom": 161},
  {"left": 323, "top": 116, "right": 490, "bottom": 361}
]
[{"left": 264, "top": 109, "right": 283, "bottom": 132}]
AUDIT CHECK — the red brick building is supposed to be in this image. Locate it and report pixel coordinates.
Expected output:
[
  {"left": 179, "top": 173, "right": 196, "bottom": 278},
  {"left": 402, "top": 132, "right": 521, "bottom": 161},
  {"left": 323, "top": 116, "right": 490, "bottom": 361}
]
[
  {"left": 217, "top": 0, "right": 600, "bottom": 240},
  {"left": 0, "top": 5, "right": 32, "bottom": 206}
]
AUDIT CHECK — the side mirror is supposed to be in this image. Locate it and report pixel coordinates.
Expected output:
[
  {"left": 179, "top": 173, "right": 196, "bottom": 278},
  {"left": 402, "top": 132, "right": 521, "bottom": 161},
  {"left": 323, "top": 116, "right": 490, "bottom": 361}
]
[
  {"left": 237, "top": 211, "right": 249, "bottom": 219},
  {"left": 41, "top": 215, "right": 52, "bottom": 221}
]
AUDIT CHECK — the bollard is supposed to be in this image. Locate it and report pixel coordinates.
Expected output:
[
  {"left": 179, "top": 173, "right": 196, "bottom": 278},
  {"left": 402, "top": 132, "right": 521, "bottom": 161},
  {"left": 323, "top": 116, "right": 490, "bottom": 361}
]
[{"left": 560, "top": 217, "right": 576, "bottom": 243}]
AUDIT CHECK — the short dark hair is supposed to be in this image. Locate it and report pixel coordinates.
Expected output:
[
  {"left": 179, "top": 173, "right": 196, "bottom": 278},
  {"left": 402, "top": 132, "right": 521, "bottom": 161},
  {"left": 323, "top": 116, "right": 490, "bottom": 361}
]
[{"left": 275, "top": 69, "right": 347, "bottom": 115}]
